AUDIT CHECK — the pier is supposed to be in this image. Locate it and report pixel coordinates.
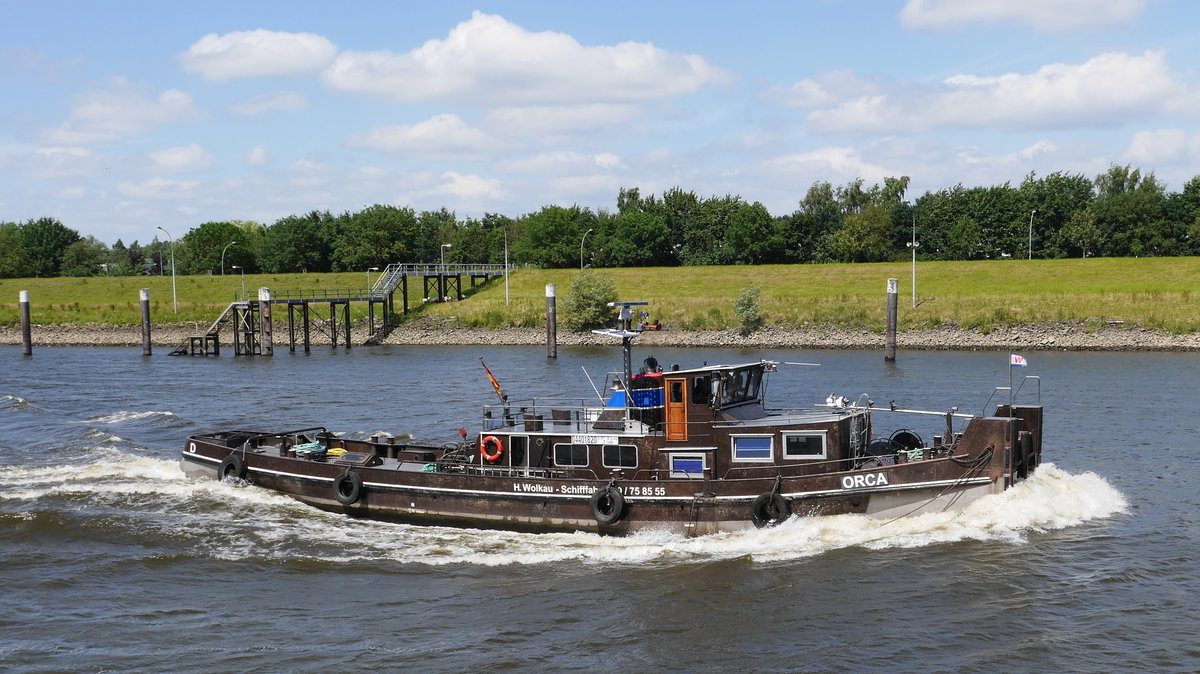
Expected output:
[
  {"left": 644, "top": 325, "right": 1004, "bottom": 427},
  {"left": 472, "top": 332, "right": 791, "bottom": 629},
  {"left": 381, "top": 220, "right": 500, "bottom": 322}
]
[{"left": 170, "top": 263, "right": 507, "bottom": 356}]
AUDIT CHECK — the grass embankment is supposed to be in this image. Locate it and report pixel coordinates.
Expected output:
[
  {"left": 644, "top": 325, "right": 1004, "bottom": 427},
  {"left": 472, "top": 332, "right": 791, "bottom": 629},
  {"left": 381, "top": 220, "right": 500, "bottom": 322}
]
[{"left": 1, "top": 257, "right": 1197, "bottom": 334}]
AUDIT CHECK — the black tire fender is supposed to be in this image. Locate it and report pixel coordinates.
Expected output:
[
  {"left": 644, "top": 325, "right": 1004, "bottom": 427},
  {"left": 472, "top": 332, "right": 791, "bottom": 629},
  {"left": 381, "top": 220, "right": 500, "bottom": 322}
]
[
  {"left": 218, "top": 454, "right": 247, "bottom": 481},
  {"left": 589, "top": 486, "right": 625, "bottom": 525},
  {"left": 750, "top": 492, "right": 789, "bottom": 528},
  {"left": 333, "top": 470, "right": 363, "bottom": 505}
]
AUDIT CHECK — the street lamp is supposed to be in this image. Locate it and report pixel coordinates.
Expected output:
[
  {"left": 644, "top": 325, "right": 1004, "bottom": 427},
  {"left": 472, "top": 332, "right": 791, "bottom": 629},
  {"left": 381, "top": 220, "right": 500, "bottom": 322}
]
[
  {"left": 366, "top": 266, "right": 378, "bottom": 296},
  {"left": 231, "top": 265, "right": 245, "bottom": 297},
  {"left": 905, "top": 202, "right": 919, "bottom": 308},
  {"left": 580, "top": 228, "right": 594, "bottom": 269},
  {"left": 221, "top": 240, "right": 237, "bottom": 275},
  {"left": 440, "top": 243, "right": 451, "bottom": 268},
  {"left": 156, "top": 226, "right": 177, "bottom": 313},
  {"left": 1028, "top": 209, "right": 1038, "bottom": 260}
]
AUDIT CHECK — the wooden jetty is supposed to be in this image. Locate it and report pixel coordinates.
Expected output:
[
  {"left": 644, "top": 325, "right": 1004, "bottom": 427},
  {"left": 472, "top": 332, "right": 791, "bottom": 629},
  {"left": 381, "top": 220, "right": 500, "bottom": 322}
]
[{"left": 170, "top": 263, "right": 506, "bottom": 356}]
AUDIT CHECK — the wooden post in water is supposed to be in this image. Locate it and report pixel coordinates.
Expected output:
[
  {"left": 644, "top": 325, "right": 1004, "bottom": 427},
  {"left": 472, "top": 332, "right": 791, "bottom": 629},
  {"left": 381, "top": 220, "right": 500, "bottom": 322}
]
[
  {"left": 885, "top": 278, "right": 898, "bottom": 362},
  {"left": 140, "top": 288, "right": 152, "bottom": 356},
  {"left": 19, "top": 290, "right": 32, "bottom": 356},
  {"left": 546, "top": 283, "right": 557, "bottom": 359},
  {"left": 258, "top": 287, "right": 273, "bottom": 356}
]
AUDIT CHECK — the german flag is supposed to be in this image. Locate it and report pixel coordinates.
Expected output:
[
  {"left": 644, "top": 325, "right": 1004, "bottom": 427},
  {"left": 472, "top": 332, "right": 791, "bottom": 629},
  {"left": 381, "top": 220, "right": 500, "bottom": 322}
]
[{"left": 480, "top": 357, "right": 505, "bottom": 403}]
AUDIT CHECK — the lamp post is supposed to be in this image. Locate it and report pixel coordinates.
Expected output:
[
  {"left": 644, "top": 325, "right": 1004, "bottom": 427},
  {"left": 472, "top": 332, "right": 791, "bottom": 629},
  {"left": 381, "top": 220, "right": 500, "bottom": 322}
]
[
  {"left": 503, "top": 227, "right": 510, "bottom": 307},
  {"left": 221, "top": 240, "right": 237, "bottom": 275},
  {"left": 905, "top": 202, "right": 919, "bottom": 308},
  {"left": 156, "top": 226, "right": 177, "bottom": 313},
  {"left": 1028, "top": 209, "right": 1038, "bottom": 260},
  {"left": 232, "top": 265, "right": 245, "bottom": 298},
  {"left": 366, "top": 266, "right": 378, "bottom": 296},
  {"left": 580, "top": 228, "right": 594, "bottom": 269},
  {"left": 440, "top": 243, "right": 451, "bottom": 268}
]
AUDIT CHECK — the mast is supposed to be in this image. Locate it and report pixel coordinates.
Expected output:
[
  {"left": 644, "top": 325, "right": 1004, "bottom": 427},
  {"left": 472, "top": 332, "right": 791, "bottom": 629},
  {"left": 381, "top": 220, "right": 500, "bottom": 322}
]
[{"left": 592, "top": 300, "right": 647, "bottom": 385}]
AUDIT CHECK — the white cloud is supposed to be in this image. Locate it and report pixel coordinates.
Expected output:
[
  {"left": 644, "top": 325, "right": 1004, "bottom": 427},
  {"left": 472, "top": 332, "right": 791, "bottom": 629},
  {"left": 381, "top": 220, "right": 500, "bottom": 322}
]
[
  {"left": 761, "top": 69, "right": 881, "bottom": 109},
  {"left": 797, "top": 51, "right": 1191, "bottom": 134},
  {"left": 116, "top": 177, "right": 199, "bottom": 199},
  {"left": 322, "top": 11, "right": 727, "bottom": 104},
  {"left": 484, "top": 103, "right": 643, "bottom": 137},
  {"left": 495, "top": 151, "right": 626, "bottom": 176},
  {"left": 1123, "top": 128, "right": 1195, "bottom": 164},
  {"left": 230, "top": 91, "right": 309, "bottom": 117},
  {"left": 41, "top": 80, "right": 205, "bottom": 145},
  {"left": 181, "top": 30, "right": 337, "bottom": 82},
  {"left": 429, "top": 171, "right": 505, "bottom": 200},
  {"left": 762, "top": 146, "right": 890, "bottom": 183},
  {"left": 899, "top": 0, "right": 1150, "bottom": 31},
  {"left": 246, "top": 144, "right": 268, "bottom": 166},
  {"left": 148, "top": 143, "right": 213, "bottom": 173},
  {"left": 347, "top": 113, "right": 515, "bottom": 161}
]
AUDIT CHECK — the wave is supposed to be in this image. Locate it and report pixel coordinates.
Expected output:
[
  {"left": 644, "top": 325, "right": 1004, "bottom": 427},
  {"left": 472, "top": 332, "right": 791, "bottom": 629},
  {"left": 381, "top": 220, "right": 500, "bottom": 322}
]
[
  {"left": 86, "top": 410, "right": 178, "bottom": 425},
  {"left": 2, "top": 452, "right": 1127, "bottom": 567}
]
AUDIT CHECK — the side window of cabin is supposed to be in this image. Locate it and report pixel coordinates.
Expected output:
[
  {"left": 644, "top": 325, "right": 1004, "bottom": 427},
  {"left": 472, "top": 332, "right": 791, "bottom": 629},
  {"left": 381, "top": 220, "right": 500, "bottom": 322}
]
[
  {"left": 731, "top": 434, "right": 774, "bottom": 462},
  {"left": 553, "top": 443, "right": 589, "bottom": 467},
  {"left": 782, "top": 432, "right": 826, "bottom": 460},
  {"left": 670, "top": 453, "right": 706, "bottom": 478},
  {"left": 692, "top": 376, "right": 710, "bottom": 404},
  {"left": 602, "top": 444, "right": 637, "bottom": 468}
]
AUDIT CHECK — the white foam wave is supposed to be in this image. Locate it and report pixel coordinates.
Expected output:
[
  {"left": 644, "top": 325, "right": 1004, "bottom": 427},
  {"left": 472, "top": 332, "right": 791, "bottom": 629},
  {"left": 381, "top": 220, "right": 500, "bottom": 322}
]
[
  {"left": 87, "top": 410, "right": 176, "bottom": 424},
  {"left": 3, "top": 455, "right": 1126, "bottom": 567}
]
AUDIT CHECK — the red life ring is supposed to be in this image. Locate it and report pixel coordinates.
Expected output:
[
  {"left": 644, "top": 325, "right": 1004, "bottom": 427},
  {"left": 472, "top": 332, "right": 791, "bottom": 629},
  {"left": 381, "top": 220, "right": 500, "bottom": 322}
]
[{"left": 481, "top": 435, "right": 504, "bottom": 462}]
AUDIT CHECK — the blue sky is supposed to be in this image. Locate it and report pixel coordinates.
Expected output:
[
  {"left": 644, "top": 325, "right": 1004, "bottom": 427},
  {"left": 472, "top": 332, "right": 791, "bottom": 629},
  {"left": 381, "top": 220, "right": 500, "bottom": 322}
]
[{"left": 3, "top": 0, "right": 1199, "bottom": 245}]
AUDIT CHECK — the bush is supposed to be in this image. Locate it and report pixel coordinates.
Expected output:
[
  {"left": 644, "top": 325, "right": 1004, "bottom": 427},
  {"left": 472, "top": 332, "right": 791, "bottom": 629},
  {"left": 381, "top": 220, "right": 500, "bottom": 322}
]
[
  {"left": 562, "top": 270, "right": 618, "bottom": 331},
  {"left": 734, "top": 285, "right": 763, "bottom": 335}
]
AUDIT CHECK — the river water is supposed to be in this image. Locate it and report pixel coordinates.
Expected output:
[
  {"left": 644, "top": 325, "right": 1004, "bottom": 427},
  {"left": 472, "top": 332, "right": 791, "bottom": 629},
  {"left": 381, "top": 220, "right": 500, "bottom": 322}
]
[{"left": 1, "top": 344, "right": 1195, "bottom": 672}]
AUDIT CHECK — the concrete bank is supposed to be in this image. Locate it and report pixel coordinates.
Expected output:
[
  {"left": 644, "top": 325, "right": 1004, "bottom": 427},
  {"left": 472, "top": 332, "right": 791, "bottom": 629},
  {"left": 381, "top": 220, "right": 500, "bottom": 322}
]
[{"left": 2, "top": 320, "right": 1198, "bottom": 351}]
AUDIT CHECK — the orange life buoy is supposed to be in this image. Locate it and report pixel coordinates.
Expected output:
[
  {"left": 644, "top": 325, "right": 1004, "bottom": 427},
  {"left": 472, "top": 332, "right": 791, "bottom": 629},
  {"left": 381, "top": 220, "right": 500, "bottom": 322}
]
[{"left": 481, "top": 435, "right": 504, "bottom": 462}]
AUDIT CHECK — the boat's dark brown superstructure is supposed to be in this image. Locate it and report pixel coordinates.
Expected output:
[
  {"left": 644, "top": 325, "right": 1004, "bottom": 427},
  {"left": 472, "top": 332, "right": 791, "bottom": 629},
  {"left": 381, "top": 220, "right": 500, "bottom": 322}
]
[{"left": 180, "top": 304, "right": 1043, "bottom": 536}]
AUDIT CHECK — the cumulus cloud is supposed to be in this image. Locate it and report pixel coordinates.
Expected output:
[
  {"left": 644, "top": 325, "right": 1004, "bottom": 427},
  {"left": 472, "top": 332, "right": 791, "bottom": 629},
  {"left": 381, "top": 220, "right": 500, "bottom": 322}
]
[
  {"left": 246, "top": 144, "right": 268, "bottom": 166},
  {"left": 787, "top": 51, "right": 1191, "bottom": 135},
  {"left": 899, "top": 0, "right": 1150, "bottom": 31},
  {"left": 116, "top": 177, "right": 199, "bottom": 199},
  {"left": 181, "top": 29, "right": 337, "bottom": 81},
  {"left": 40, "top": 79, "right": 205, "bottom": 145},
  {"left": 1123, "top": 128, "right": 1197, "bottom": 165},
  {"left": 429, "top": 171, "right": 505, "bottom": 200},
  {"left": 322, "top": 11, "right": 727, "bottom": 104},
  {"left": 230, "top": 91, "right": 309, "bottom": 117},
  {"left": 495, "top": 151, "right": 625, "bottom": 176},
  {"left": 148, "top": 143, "right": 213, "bottom": 173},
  {"left": 346, "top": 113, "right": 515, "bottom": 161},
  {"left": 762, "top": 146, "right": 890, "bottom": 183}
]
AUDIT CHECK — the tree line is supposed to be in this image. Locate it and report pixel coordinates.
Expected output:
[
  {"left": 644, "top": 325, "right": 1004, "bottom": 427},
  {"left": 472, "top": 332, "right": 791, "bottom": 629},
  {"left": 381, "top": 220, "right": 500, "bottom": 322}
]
[{"left": 3, "top": 164, "right": 1198, "bottom": 279}]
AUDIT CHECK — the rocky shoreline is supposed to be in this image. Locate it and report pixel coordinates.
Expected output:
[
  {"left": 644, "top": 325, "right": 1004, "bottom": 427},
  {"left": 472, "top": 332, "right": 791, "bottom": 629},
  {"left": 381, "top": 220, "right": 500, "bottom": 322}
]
[{"left": 2, "top": 320, "right": 1198, "bottom": 351}]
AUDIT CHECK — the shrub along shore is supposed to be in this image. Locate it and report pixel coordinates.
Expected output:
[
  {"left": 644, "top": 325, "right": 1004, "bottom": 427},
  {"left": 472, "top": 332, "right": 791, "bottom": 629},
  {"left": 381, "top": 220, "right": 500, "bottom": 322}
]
[{"left": 2, "top": 319, "right": 1197, "bottom": 351}]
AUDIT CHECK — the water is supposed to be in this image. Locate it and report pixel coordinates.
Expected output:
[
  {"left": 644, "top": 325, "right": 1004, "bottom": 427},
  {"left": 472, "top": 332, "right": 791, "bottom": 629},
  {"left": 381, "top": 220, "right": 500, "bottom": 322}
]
[{"left": 1, "top": 345, "right": 1196, "bottom": 672}]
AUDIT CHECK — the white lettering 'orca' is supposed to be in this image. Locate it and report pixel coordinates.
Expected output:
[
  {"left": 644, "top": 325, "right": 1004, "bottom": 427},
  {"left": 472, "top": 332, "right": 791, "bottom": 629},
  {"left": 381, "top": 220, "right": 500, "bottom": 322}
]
[{"left": 841, "top": 473, "right": 890, "bottom": 489}]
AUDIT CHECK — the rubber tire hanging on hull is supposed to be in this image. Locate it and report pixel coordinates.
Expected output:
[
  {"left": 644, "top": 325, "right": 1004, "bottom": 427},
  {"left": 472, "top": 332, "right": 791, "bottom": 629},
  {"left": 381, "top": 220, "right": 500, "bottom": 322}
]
[
  {"left": 218, "top": 454, "right": 246, "bottom": 481},
  {"left": 589, "top": 486, "right": 625, "bottom": 525},
  {"left": 750, "top": 492, "right": 790, "bottom": 528},
  {"left": 333, "top": 470, "right": 363, "bottom": 505}
]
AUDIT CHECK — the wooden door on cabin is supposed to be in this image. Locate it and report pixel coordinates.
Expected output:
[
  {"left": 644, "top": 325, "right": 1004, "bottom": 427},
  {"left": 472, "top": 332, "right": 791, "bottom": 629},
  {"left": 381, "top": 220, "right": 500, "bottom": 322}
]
[{"left": 665, "top": 377, "right": 687, "bottom": 441}]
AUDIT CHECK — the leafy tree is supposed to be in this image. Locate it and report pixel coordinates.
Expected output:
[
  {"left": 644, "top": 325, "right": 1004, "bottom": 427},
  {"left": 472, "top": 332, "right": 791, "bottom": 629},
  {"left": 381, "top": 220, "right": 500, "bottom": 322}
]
[
  {"left": 733, "top": 285, "right": 763, "bottom": 335},
  {"left": 562, "top": 269, "right": 617, "bottom": 331},
  {"left": 513, "top": 205, "right": 594, "bottom": 268},
  {"left": 20, "top": 217, "right": 80, "bottom": 277},
  {"left": 1093, "top": 164, "right": 1167, "bottom": 256},
  {"left": 826, "top": 203, "right": 893, "bottom": 262},
  {"left": 1062, "top": 207, "right": 1102, "bottom": 258},
  {"left": 259, "top": 211, "right": 334, "bottom": 273},
  {"left": 181, "top": 221, "right": 244, "bottom": 274},
  {"left": 417, "top": 208, "right": 456, "bottom": 263},
  {"left": 0, "top": 222, "right": 33, "bottom": 278},
  {"left": 330, "top": 204, "right": 418, "bottom": 271},
  {"left": 600, "top": 211, "right": 671, "bottom": 267},
  {"left": 723, "top": 201, "right": 776, "bottom": 264},
  {"left": 60, "top": 236, "right": 109, "bottom": 276}
]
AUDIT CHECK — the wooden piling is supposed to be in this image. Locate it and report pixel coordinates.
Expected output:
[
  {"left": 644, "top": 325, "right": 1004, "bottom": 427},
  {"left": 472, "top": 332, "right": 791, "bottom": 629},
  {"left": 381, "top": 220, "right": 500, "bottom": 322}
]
[
  {"left": 140, "top": 288, "right": 152, "bottom": 356},
  {"left": 19, "top": 290, "right": 31, "bottom": 356},
  {"left": 885, "top": 278, "right": 898, "bottom": 362},
  {"left": 546, "top": 283, "right": 557, "bottom": 359}
]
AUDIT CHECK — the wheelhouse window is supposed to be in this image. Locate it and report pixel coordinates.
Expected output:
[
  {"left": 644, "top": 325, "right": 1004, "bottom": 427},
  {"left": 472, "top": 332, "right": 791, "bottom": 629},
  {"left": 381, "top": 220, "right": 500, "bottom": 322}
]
[
  {"left": 692, "top": 376, "right": 711, "bottom": 405},
  {"left": 602, "top": 444, "right": 638, "bottom": 468},
  {"left": 731, "top": 434, "right": 774, "bottom": 462},
  {"left": 720, "top": 366, "right": 763, "bottom": 407},
  {"left": 782, "top": 432, "right": 827, "bottom": 460},
  {"left": 553, "top": 443, "right": 589, "bottom": 467},
  {"left": 670, "top": 453, "right": 706, "bottom": 478}
]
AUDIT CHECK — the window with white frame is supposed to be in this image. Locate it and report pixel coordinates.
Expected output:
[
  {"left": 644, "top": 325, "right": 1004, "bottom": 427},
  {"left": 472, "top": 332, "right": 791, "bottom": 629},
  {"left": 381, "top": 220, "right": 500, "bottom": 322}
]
[
  {"left": 670, "top": 453, "right": 706, "bottom": 478},
  {"left": 731, "top": 434, "right": 774, "bottom": 462},
  {"left": 782, "top": 431, "right": 827, "bottom": 460}
]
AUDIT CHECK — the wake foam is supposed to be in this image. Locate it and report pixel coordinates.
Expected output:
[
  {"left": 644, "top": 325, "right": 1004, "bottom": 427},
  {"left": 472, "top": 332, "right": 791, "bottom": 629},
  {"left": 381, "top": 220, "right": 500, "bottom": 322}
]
[{"left": 2, "top": 454, "right": 1126, "bottom": 567}]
